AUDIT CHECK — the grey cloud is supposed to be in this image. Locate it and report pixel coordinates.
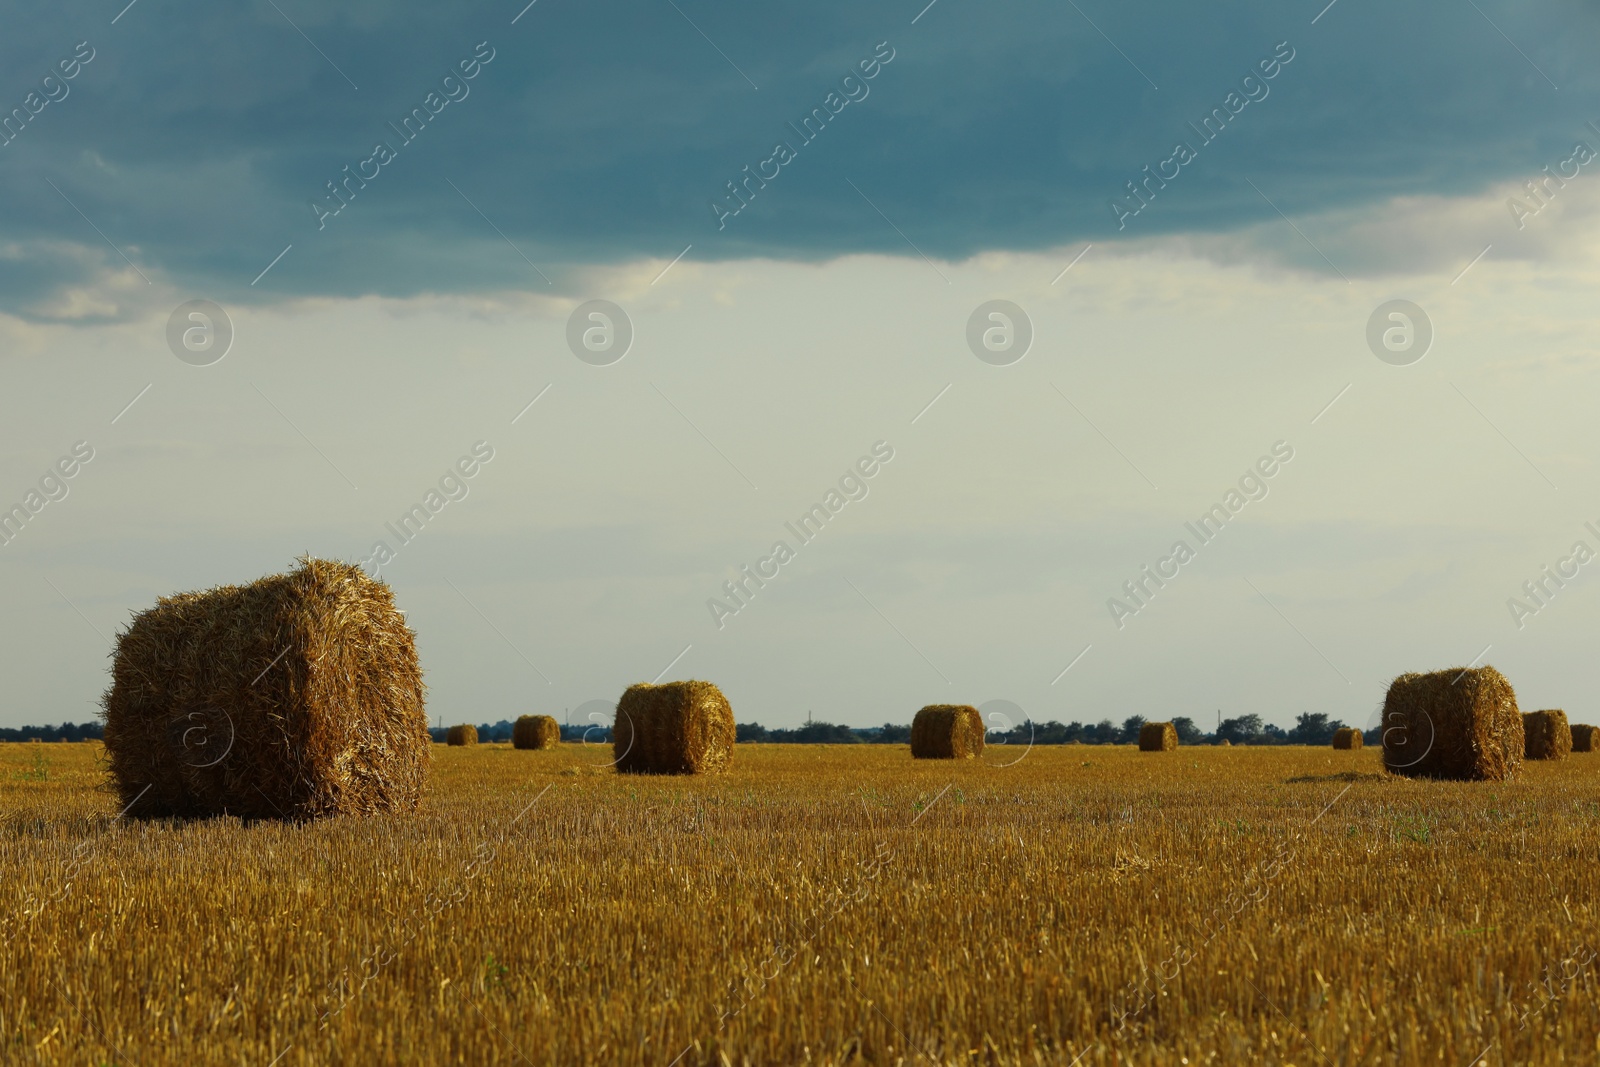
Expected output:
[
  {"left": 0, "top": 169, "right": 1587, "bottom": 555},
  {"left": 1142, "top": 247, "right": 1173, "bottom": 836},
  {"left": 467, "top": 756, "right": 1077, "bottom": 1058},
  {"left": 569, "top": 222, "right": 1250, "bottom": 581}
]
[{"left": 0, "top": 0, "right": 1595, "bottom": 312}]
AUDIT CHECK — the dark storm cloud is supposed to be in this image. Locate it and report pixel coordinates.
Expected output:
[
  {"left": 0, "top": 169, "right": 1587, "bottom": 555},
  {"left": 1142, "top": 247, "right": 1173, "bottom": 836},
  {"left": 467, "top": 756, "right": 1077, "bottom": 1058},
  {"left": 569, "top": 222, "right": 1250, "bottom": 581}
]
[{"left": 0, "top": 0, "right": 1595, "bottom": 310}]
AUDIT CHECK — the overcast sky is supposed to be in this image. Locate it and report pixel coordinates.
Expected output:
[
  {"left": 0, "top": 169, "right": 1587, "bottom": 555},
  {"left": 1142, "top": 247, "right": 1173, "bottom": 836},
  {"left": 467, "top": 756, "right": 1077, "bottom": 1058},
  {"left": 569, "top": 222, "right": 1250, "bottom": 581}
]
[{"left": 4, "top": 0, "right": 1600, "bottom": 732}]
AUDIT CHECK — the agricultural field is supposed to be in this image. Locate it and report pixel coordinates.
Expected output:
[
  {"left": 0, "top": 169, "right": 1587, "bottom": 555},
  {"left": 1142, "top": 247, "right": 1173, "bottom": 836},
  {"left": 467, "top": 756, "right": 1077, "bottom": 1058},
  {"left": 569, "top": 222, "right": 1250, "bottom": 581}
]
[{"left": 2, "top": 740, "right": 1598, "bottom": 1066}]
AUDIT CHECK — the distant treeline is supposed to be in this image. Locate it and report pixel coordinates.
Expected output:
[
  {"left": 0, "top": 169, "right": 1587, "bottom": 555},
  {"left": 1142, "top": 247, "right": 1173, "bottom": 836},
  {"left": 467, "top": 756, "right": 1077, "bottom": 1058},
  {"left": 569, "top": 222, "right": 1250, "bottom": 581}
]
[
  {"left": 428, "top": 722, "right": 612, "bottom": 744},
  {"left": 0, "top": 722, "right": 104, "bottom": 742},
  {"left": 9, "top": 714, "right": 1373, "bottom": 747},
  {"left": 739, "top": 713, "right": 1375, "bottom": 747}
]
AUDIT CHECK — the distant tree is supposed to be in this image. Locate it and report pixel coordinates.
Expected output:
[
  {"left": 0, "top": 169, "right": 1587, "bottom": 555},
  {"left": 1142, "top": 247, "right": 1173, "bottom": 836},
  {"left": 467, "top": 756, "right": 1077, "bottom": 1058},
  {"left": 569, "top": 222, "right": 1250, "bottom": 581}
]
[
  {"left": 734, "top": 721, "right": 860, "bottom": 743},
  {"left": 1120, "top": 715, "right": 1147, "bottom": 744},
  {"left": 475, "top": 720, "right": 514, "bottom": 743},
  {"left": 1033, "top": 720, "right": 1074, "bottom": 745},
  {"left": 1288, "top": 712, "right": 1344, "bottom": 745},
  {"left": 872, "top": 723, "right": 912, "bottom": 743},
  {"left": 0, "top": 722, "right": 104, "bottom": 742},
  {"left": 1260, "top": 723, "right": 1290, "bottom": 745},
  {"left": 778, "top": 721, "right": 859, "bottom": 744},
  {"left": 986, "top": 720, "right": 1026, "bottom": 746},
  {"left": 1170, "top": 717, "right": 1204, "bottom": 744},
  {"left": 1216, "top": 714, "right": 1265, "bottom": 745},
  {"left": 1083, "top": 719, "right": 1119, "bottom": 744}
]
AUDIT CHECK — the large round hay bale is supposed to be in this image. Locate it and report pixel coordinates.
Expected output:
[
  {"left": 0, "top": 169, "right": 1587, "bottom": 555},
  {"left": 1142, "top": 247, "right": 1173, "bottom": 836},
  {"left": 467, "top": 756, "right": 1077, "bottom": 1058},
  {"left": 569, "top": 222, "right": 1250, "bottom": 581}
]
[
  {"left": 613, "top": 680, "right": 734, "bottom": 774},
  {"left": 1332, "top": 727, "right": 1363, "bottom": 750},
  {"left": 1524, "top": 710, "right": 1571, "bottom": 760},
  {"left": 446, "top": 724, "right": 479, "bottom": 746},
  {"left": 910, "top": 705, "right": 985, "bottom": 759},
  {"left": 1379, "top": 666, "right": 1522, "bottom": 781},
  {"left": 512, "top": 714, "right": 560, "bottom": 750},
  {"left": 1138, "top": 722, "right": 1178, "bottom": 751},
  {"left": 1572, "top": 724, "right": 1599, "bottom": 752},
  {"left": 101, "top": 557, "right": 429, "bottom": 820}
]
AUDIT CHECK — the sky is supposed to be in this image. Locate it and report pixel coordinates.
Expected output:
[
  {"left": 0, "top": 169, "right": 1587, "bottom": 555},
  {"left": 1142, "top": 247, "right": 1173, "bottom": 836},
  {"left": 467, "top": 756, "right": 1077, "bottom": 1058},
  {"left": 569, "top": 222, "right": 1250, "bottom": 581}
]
[{"left": 3, "top": 0, "right": 1600, "bottom": 733}]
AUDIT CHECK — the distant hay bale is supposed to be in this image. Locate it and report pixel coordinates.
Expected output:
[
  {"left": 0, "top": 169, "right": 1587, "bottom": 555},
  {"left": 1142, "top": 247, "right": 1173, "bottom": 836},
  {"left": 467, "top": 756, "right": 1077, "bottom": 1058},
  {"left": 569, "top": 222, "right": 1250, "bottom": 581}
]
[
  {"left": 613, "top": 680, "right": 734, "bottom": 774},
  {"left": 101, "top": 557, "right": 429, "bottom": 820},
  {"left": 1572, "top": 724, "right": 1599, "bottom": 752},
  {"left": 1523, "top": 710, "right": 1571, "bottom": 760},
  {"left": 1138, "top": 722, "right": 1178, "bottom": 751},
  {"left": 1332, "top": 727, "right": 1363, "bottom": 750},
  {"left": 1218, "top": 739, "right": 1231, "bottom": 747},
  {"left": 446, "top": 724, "right": 478, "bottom": 747},
  {"left": 910, "top": 705, "right": 985, "bottom": 759},
  {"left": 513, "top": 714, "right": 560, "bottom": 750},
  {"left": 1380, "top": 666, "right": 1522, "bottom": 781}
]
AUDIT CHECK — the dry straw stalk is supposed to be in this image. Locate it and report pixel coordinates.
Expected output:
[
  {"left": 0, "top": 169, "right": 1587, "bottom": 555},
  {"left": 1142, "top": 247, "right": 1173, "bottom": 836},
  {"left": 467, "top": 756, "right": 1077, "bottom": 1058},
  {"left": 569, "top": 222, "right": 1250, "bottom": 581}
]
[
  {"left": 101, "top": 557, "right": 430, "bottom": 820},
  {"left": 513, "top": 714, "right": 560, "bottom": 750},
  {"left": 1138, "top": 722, "right": 1178, "bottom": 751},
  {"left": 1380, "top": 666, "right": 1523, "bottom": 781},
  {"left": 910, "top": 705, "right": 985, "bottom": 759},
  {"left": 613, "top": 680, "right": 735, "bottom": 774}
]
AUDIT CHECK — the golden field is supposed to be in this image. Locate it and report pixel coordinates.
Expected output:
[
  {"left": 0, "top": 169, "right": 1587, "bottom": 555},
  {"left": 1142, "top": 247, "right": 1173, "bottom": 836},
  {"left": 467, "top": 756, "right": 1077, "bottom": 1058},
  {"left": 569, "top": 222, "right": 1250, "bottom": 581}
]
[{"left": 1, "top": 740, "right": 1597, "bottom": 1066}]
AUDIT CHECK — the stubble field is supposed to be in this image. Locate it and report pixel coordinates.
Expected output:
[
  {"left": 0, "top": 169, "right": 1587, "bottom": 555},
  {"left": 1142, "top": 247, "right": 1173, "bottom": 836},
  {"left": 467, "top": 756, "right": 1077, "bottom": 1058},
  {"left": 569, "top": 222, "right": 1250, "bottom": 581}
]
[{"left": 1, "top": 740, "right": 1597, "bottom": 1066}]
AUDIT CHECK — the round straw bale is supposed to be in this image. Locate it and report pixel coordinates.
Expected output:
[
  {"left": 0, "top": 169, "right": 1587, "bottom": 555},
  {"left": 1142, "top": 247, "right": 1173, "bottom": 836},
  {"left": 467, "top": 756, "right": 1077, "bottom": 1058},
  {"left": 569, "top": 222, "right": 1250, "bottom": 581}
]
[
  {"left": 1571, "top": 724, "right": 1599, "bottom": 752},
  {"left": 446, "top": 724, "right": 479, "bottom": 747},
  {"left": 1523, "top": 710, "right": 1572, "bottom": 760},
  {"left": 1379, "top": 666, "right": 1523, "bottom": 781},
  {"left": 910, "top": 705, "right": 985, "bottom": 759},
  {"left": 613, "top": 680, "right": 734, "bottom": 774},
  {"left": 512, "top": 714, "right": 560, "bottom": 750},
  {"left": 1218, "top": 739, "right": 1231, "bottom": 746},
  {"left": 101, "top": 557, "right": 430, "bottom": 820},
  {"left": 1138, "top": 722, "right": 1178, "bottom": 751},
  {"left": 1332, "top": 727, "right": 1363, "bottom": 750}
]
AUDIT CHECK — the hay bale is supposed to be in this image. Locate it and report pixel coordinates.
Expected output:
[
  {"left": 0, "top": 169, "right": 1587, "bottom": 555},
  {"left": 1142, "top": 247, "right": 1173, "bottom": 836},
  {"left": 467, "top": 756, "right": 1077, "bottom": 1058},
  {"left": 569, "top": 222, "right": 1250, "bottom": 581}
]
[
  {"left": 613, "top": 680, "right": 734, "bottom": 774},
  {"left": 1138, "top": 722, "right": 1178, "bottom": 751},
  {"left": 1218, "top": 739, "right": 1231, "bottom": 747},
  {"left": 1332, "top": 727, "right": 1363, "bottom": 750},
  {"left": 101, "top": 557, "right": 429, "bottom": 820},
  {"left": 1572, "top": 724, "right": 1599, "bottom": 752},
  {"left": 909, "top": 705, "right": 985, "bottom": 759},
  {"left": 513, "top": 714, "right": 560, "bottom": 750},
  {"left": 446, "top": 724, "right": 478, "bottom": 747},
  {"left": 1379, "top": 666, "right": 1522, "bottom": 781},
  {"left": 1523, "top": 710, "right": 1571, "bottom": 760}
]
